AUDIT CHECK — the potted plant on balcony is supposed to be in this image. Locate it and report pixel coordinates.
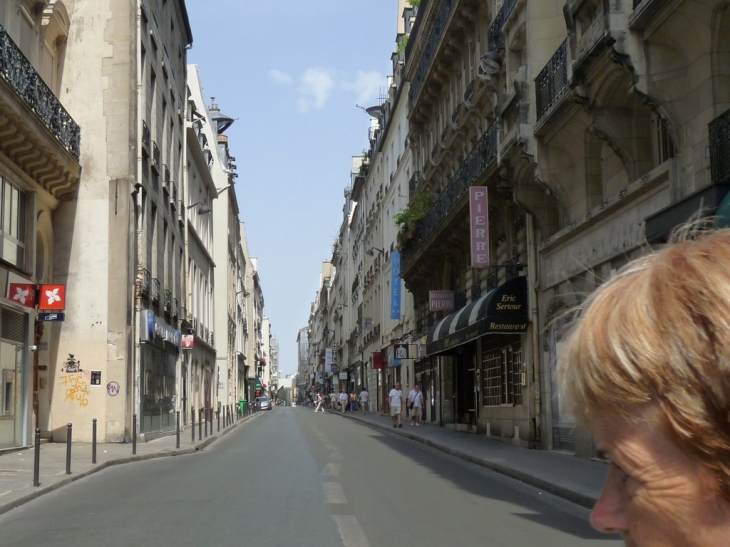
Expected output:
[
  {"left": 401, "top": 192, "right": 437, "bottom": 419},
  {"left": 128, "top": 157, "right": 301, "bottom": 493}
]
[{"left": 395, "top": 190, "right": 433, "bottom": 251}]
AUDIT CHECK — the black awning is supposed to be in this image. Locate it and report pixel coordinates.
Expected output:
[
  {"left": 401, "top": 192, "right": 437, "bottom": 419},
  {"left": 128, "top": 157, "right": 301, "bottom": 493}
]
[
  {"left": 645, "top": 182, "right": 730, "bottom": 243},
  {"left": 426, "top": 276, "right": 529, "bottom": 355}
]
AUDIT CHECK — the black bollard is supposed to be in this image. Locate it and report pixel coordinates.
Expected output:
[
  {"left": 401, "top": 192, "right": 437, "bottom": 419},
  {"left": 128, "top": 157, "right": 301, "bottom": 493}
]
[
  {"left": 176, "top": 411, "right": 180, "bottom": 449},
  {"left": 204, "top": 407, "right": 208, "bottom": 438},
  {"left": 33, "top": 427, "right": 40, "bottom": 487},
  {"left": 191, "top": 406, "right": 195, "bottom": 443},
  {"left": 132, "top": 414, "right": 137, "bottom": 455},
  {"left": 217, "top": 409, "right": 220, "bottom": 432},
  {"left": 92, "top": 419, "right": 97, "bottom": 464},
  {"left": 66, "top": 423, "right": 72, "bottom": 475},
  {"left": 198, "top": 407, "right": 202, "bottom": 440}
]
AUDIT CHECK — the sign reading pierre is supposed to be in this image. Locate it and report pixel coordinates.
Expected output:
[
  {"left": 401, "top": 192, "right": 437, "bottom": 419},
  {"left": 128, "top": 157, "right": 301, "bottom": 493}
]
[
  {"left": 429, "top": 290, "right": 454, "bottom": 311},
  {"left": 470, "top": 187, "right": 489, "bottom": 268}
]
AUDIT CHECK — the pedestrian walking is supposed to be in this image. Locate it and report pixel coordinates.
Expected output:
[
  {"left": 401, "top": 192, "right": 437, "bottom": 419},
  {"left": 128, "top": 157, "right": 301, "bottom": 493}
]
[
  {"left": 389, "top": 382, "right": 403, "bottom": 428},
  {"left": 349, "top": 392, "right": 357, "bottom": 412},
  {"left": 408, "top": 383, "right": 423, "bottom": 426},
  {"left": 338, "top": 389, "right": 348, "bottom": 413},
  {"left": 314, "top": 392, "right": 325, "bottom": 412},
  {"left": 359, "top": 387, "right": 369, "bottom": 414}
]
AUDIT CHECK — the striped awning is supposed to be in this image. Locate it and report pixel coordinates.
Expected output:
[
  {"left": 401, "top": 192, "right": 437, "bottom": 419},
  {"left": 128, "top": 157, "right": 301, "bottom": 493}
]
[{"left": 426, "top": 276, "right": 528, "bottom": 354}]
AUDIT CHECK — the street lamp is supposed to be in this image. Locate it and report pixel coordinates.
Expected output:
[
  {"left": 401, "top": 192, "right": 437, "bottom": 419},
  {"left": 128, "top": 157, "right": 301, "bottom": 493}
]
[{"left": 365, "top": 247, "right": 384, "bottom": 256}]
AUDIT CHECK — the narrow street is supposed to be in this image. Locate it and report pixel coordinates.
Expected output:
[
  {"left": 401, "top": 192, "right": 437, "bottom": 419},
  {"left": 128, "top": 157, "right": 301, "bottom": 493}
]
[{"left": 0, "top": 408, "right": 619, "bottom": 547}]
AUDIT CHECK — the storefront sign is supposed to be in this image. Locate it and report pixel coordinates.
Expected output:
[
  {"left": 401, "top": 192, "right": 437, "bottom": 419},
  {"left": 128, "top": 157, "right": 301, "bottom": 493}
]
[
  {"left": 39, "top": 312, "right": 65, "bottom": 322},
  {"left": 394, "top": 343, "right": 409, "bottom": 359},
  {"left": 429, "top": 290, "right": 454, "bottom": 311},
  {"left": 181, "top": 334, "right": 194, "bottom": 349},
  {"left": 391, "top": 252, "right": 401, "bottom": 319},
  {"left": 339, "top": 372, "right": 348, "bottom": 380},
  {"left": 8, "top": 283, "right": 35, "bottom": 308},
  {"left": 38, "top": 284, "right": 66, "bottom": 310},
  {"left": 469, "top": 187, "right": 489, "bottom": 268},
  {"left": 141, "top": 310, "right": 181, "bottom": 351},
  {"left": 372, "top": 351, "right": 383, "bottom": 369}
]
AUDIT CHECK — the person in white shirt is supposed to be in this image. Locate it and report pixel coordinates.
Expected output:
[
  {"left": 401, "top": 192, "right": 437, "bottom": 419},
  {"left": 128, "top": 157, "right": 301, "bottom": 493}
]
[
  {"left": 338, "top": 390, "right": 348, "bottom": 413},
  {"left": 314, "top": 392, "right": 324, "bottom": 413},
  {"left": 408, "top": 383, "right": 424, "bottom": 426},
  {"left": 389, "top": 382, "right": 403, "bottom": 428},
  {"left": 359, "top": 387, "right": 369, "bottom": 414}
]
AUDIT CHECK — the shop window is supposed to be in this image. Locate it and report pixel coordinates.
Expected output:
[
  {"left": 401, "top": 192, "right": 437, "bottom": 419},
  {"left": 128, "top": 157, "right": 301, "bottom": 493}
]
[
  {"left": 0, "top": 179, "right": 26, "bottom": 269},
  {"left": 482, "top": 342, "right": 523, "bottom": 406}
]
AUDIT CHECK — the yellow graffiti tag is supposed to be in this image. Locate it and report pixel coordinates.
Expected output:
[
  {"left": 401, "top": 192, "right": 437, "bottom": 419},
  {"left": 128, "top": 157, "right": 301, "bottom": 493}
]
[{"left": 60, "top": 374, "right": 90, "bottom": 407}]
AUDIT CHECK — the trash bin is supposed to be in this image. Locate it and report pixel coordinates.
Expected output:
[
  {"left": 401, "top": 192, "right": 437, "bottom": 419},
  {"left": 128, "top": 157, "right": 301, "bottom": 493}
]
[{"left": 239, "top": 399, "right": 246, "bottom": 415}]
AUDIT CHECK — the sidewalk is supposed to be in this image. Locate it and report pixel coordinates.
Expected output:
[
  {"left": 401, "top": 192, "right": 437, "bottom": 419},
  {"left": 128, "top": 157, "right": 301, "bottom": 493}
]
[
  {"left": 330, "top": 408, "right": 607, "bottom": 509},
  {"left": 0, "top": 412, "right": 261, "bottom": 517}
]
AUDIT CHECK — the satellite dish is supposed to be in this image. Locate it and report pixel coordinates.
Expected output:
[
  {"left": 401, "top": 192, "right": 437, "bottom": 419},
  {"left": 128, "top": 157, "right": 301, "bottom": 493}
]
[
  {"left": 480, "top": 51, "right": 502, "bottom": 75},
  {"left": 365, "top": 105, "right": 383, "bottom": 118}
]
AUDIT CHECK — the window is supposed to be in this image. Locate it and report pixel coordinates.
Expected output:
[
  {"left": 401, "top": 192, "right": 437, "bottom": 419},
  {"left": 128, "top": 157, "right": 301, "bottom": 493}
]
[
  {"left": 482, "top": 341, "right": 524, "bottom": 406},
  {"left": 0, "top": 179, "right": 26, "bottom": 268}
]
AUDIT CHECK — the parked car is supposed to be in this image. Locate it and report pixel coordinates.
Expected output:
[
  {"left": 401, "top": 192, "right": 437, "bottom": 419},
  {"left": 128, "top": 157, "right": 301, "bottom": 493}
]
[{"left": 256, "top": 396, "right": 271, "bottom": 411}]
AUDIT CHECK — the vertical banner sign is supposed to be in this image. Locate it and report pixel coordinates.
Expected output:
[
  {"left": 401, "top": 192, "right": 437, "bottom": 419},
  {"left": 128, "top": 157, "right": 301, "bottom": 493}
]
[
  {"left": 325, "top": 348, "right": 333, "bottom": 373},
  {"left": 391, "top": 252, "right": 402, "bottom": 320},
  {"left": 470, "top": 187, "right": 489, "bottom": 268}
]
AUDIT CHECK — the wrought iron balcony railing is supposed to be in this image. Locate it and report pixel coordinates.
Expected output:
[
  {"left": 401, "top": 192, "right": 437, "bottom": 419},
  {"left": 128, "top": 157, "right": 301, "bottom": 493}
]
[
  {"left": 172, "top": 297, "right": 179, "bottom": 318},
  {"left": 403, "top": 124, "right": 498, "bottom": 268},
  {"left": 536, "top": 39, "right": 569, "bottom": 121},
  {"left": 709, "top": 107, "right": 730, "bottom": 185},
  {"left": 140, "top": 268, "right": 151, "bottom": 296},
  {"left": 487, "top": 0, "right": 518, "bottom": 52},
  {"left": 163, "top": 289, "right": 172, "bottom": 311},
  {"left": 151, "top": 278, "right": 160, "bottom": 301},
  {"left": 408, "top": 0, "right": 456, "bottom": 110},
  {"left": 142, "top": 120, "right": 151, "bottom": 155},
  {"left": 0, "top": 25, "right": 80, "bottom": 160},
  {"left": 152, "top": 141, "right": 160, "bottom": 173}
]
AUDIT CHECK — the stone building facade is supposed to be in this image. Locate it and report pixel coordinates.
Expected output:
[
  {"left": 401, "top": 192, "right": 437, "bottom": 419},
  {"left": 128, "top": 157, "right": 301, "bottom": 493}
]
[{"left": 0, "top": 0, "right": 81, "bottom": 449}]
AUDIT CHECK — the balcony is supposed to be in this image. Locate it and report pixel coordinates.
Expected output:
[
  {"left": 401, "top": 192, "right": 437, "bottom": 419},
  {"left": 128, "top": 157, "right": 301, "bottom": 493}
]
[
  {"left": 142, "top": 121, "right": 150, "bottom": 156},
  {"left": 151, "top": 141, "right": 160, "bottom": 174},
  {"left": 629, "top": 0, "right": 667, "bottom": 30},
  {"left": 408, "top": 0, "right": 456, "bottom": 111},
  {"left": 487, "top": 0, "right": 518, "bottom": 52},
  {"left": 402, "top": 124, "right": 498, "bottom": 268},
  {"left": 535, "top": 39, "right": 569, "bottom": 123},
  {"left": 0, "top": 26, "right": 81, "bottom": 161},
  {"left": 151, "top": 278, "right": 160, "bottom": 302},
  {"left": 163, "top": 165, "right": 170, "bottom": 191},
  {"left": 163, "top": 289, "right": 171, "bottom": 312},
  {"left": 172, "top": 297, "right": 179, "bottom": 318},
  {"left": 710, "top": 108, "right": 730, "bottom": 185},
  {"left": 140, "top": 268, "right": 151, "bottom": 296}
]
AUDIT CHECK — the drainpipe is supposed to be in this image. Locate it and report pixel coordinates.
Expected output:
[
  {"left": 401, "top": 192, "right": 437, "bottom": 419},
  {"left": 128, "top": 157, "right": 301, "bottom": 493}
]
[
  {"left": 526, "top": 213, "right": 541, "bottom": 444},
  {"left": 131, "top": 0, "right": 144, "bottom": 440}
]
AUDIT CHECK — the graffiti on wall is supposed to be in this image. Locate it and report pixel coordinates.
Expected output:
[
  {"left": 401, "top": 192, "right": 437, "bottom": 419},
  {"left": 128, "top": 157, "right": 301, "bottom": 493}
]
[{"left": 60, "top": 372, "right": 90, "bottom": 407}]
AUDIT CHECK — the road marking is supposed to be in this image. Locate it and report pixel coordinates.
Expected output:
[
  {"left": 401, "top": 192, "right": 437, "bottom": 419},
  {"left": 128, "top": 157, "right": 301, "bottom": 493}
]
[
  {"left": 332, "top": 515, "right": 370, "bottom": 547},
  {"left": 323, "top": 482, "right": 347, "bottom": 504},
  {"left": 322, "top": 463, "right": 341, "bottom": 477}
]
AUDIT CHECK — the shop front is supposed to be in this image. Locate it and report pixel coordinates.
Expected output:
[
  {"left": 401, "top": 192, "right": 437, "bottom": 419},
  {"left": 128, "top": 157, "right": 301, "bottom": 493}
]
[
  {"left": 139, "top": 310, "right": 180, "bottom": 435},
  {"left": 426, "top": 277, "right": 528, "bottom": 433}
]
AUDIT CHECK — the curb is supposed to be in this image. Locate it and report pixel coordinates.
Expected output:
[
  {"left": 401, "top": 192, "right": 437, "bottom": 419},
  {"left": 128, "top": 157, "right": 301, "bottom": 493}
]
[
  {"left": 335, "top": 411, "right": 597, "bottom": 509},
  {"left": 0, "top": 412, "right": 261, "bottom": 518}
]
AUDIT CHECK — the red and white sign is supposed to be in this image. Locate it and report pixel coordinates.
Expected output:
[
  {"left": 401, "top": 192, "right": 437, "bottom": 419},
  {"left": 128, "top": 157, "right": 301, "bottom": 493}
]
[
  {"left": 8, "top": 283, "right": 36, "bottom": 308},
  {"left": 429, "top": 290, "right": 455, "bottom": 311},
  {"left": 38, "top": 284, "right": 66, "bottom": 310},
  {"left": 372, "top": 351, "right": 383, "bottom": 370},
  {"left": 469, "top": 187, "right": 489, "bottom": 268},
  {"left": 181, "top": 334, "right": 194, "bottom": 349}
]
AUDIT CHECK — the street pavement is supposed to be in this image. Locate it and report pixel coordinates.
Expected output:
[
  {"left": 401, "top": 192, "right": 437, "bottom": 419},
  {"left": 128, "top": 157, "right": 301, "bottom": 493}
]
[{"left": 0, "top": 404, "right": 608, "bottom": 517}]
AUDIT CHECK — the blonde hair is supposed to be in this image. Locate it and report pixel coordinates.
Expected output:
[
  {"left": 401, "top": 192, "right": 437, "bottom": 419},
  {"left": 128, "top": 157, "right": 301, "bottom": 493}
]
[{"left": 559, "top": 226, "right": 730, "bottom": 499}]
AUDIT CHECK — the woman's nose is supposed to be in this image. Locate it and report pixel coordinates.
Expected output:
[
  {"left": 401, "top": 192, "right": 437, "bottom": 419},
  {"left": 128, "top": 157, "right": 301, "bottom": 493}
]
[{"left": 590, "top": 473, "right": 628, "bottom": 534}]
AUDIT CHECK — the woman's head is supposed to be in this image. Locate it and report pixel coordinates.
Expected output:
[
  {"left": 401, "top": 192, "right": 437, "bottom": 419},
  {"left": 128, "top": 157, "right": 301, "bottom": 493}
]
[{"left": 560, "top": 227, "right": 730, "bottom": 500}]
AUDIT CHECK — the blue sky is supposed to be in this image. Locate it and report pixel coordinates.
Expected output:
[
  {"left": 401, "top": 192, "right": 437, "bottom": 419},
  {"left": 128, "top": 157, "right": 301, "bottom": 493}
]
[{"left": 185, "top": 1, "right": 401, "bottom": 376}]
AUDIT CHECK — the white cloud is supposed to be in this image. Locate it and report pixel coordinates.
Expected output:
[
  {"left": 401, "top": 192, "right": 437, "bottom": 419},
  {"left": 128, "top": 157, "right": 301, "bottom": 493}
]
[
  {"left": 297, "top": 67, "right": 336, "bottom": 113},
  {"left": 269, "top": 69, "right": 293, "bottom": 84},
  {"left": 342, "top": 70, "right": 385, "bottom": 106}
]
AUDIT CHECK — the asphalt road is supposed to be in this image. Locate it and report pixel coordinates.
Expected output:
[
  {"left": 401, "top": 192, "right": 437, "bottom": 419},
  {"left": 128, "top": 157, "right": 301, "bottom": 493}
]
[{"left": 0, "top": 408, "right": 620, "bottom": 546}]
